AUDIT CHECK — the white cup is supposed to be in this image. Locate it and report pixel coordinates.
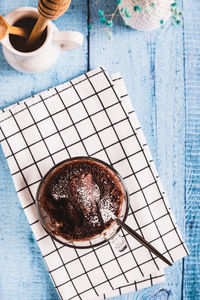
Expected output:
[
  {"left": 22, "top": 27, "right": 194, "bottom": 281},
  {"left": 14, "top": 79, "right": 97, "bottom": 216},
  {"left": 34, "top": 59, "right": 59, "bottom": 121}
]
[{"left": 1, "top": 7, "right": 83, "bottom": 73}]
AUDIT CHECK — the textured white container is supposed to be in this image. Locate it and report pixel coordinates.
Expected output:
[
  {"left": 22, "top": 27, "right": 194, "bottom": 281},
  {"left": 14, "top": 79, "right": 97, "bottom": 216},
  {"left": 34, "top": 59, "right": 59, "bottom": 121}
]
[
  {"left": 119, "top": 0, "right": 173, "bottom": 31},
  {"left": 1, "top": 7, "right": 83, "bottom": 73}
]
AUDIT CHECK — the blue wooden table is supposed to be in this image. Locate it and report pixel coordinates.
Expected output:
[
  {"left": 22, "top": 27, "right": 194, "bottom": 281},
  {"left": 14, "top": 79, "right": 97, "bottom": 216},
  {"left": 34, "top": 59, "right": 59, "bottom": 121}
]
[{"left": 0, "top": 0, "right": 199, "bottom": 299}]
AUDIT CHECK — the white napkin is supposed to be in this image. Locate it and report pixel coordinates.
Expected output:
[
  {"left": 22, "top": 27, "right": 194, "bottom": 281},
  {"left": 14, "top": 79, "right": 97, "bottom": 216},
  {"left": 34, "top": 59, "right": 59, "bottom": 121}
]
[{"left": 0, "top": 67, "right": 188, "bottom": 300}]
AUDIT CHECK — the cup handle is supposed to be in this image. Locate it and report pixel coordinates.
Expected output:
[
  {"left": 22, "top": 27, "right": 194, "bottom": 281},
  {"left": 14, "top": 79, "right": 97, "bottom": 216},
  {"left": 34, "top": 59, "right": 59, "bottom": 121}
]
[
  {"left": 109, "top": 232, "right": 127, "bottom": 252},
  {"left": 53, "top": 31, "right": 83, "bottom": 51}
]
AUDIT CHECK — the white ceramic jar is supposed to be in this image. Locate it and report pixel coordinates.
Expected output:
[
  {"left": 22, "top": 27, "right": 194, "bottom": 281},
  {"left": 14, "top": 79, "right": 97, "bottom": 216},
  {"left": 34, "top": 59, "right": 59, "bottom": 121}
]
[{"left": 1, "top": 7, "right": 83, "bottom": 73}]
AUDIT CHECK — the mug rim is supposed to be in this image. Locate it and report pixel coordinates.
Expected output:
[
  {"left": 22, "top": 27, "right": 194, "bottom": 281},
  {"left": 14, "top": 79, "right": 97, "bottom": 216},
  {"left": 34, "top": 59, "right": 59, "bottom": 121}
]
[
  {"left": 36, "top": 156, "right": 130, "bottom": 249},
  {"left": 2, "top": 7, "right": 52, "bottom": 57}
]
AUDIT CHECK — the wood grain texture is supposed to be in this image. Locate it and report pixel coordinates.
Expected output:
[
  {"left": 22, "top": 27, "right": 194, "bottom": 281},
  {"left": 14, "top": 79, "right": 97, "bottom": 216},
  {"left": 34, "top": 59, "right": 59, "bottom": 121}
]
[
  {"left": 0, "top": 0, "right": 199, "bottom": 299},
  {"left": 182, "top": 0, "right": 200, "bottom": 299},
  {"left": 89, "top": 2, "right": 186, "bottom": 298}
]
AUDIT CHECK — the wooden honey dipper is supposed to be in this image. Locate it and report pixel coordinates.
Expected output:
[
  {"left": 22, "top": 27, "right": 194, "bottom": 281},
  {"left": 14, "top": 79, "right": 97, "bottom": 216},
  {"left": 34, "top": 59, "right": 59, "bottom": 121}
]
[
  {"left": 26, "top": 0, "right": 71, "bottom": 49},
  {"left": 0, "top": 14, "right": 29, "bottom": 41}
]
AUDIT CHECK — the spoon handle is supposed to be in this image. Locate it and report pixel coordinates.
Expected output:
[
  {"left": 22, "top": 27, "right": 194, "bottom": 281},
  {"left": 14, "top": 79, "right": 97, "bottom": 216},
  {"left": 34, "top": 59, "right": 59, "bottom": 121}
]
[
  {"left": 26, "top": 15, "right": 48, "bottom": 49},
  {"left": 26, "top": 0, "right": 71, "bottom": 50},
  {"left": 115, "top": 218, "right": 172, "bottom": 266},
  {"left": 9, "top": 25, "right": 29, "bottom": 38}
]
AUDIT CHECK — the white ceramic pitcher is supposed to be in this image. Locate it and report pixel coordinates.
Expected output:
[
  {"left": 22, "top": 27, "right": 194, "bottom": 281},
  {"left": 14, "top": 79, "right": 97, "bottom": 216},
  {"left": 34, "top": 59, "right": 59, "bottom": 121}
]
[{"left": 1, "top": 7, "right": 83, "bottom": 73}]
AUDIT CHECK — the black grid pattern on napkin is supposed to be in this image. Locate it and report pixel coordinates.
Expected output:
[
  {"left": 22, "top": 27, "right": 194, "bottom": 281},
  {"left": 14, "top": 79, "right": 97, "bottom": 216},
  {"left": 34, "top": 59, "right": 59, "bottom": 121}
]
[
  {"left": 111, "top": 73, "right": 188, "bottom": 258},
  {"left": 0, "top": 68, "right": 188, "bottom": 300},
  {"left": 88, "top": 272, "right": 165, "bottom": 300}
]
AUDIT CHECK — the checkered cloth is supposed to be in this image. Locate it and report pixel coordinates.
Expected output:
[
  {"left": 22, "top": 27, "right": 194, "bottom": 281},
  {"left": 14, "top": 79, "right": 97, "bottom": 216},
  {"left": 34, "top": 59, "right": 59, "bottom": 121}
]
[{"left": 0, "top": 68, "right": 188, "bottom": 300}]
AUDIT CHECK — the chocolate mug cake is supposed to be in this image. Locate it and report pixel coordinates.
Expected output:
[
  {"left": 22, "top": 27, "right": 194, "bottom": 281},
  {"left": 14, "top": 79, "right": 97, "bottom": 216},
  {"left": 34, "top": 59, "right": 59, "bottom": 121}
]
[{"left": 36, "top": 157, "right": 129, "bottom": 247}]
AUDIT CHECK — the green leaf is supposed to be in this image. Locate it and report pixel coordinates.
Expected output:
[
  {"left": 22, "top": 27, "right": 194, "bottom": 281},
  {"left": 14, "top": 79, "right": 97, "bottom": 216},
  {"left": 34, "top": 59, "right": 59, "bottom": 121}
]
[
  {"left": 100, "top": 17, "right": 106, "bottom": 24},
  {"left": 106, "top": 20, "right": 113, "bottom": 27},
  {"left": 98, "top": 9, "right": 104, "bottom": 16},
  {"left": 88, "top": 24, "right": 93, "bottom": 30},
  {"left": 134, "top": 5, "right": 142, "bottom": 12}
]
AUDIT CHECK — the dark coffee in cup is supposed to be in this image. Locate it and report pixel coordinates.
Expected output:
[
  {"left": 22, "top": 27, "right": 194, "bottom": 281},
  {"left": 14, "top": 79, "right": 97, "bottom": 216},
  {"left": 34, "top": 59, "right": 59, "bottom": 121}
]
[{"left": 9, "top": 17, "right": 47, "bottom": 52}]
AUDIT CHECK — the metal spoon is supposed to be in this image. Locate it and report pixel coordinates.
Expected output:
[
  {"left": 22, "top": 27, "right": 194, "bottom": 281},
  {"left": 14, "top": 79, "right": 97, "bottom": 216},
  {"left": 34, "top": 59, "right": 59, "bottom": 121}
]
[
  {"left": 78, "top": 175, "right": 172, "bottom": 266},
  {"left": 0, "top": 15, "right": 29, "bottom": 41},
  {"left": 114, "top": 216, "right": 172, "bottom": 266}
]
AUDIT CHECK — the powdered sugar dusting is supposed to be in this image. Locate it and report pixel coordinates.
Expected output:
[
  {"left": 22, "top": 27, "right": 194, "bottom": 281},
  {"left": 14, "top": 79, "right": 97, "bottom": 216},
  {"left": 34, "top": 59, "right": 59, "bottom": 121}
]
[
  {"left": 89, "top": 215, "right": 100, "bottom": 226},
  {"left": 100, "top": 208, "right": 116, "bottom": 223},
  {"left": 76, "top": 174, "right": 117, "bottom": 224},
  {"left": 99, "top": 194, "right": 116, "bottom": 223},
  {"left": 76, "top": 174, "right": 100, "bottom": 214},
  {"left": 51, "top": 176, "right": 68, "bottom": 200}
]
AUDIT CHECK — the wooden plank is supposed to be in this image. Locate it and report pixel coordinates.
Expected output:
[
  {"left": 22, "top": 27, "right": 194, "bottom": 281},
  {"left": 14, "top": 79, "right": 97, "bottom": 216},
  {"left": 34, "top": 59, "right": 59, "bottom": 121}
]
[
  {"left": 0, "top": 0, "right": 88, "bottom": 299},
  {"left": 182, "top": 0, "right": 200, "bottom": 299},
  {"left": 89, "top": 1, "right": 186, "bottom": 299}
]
